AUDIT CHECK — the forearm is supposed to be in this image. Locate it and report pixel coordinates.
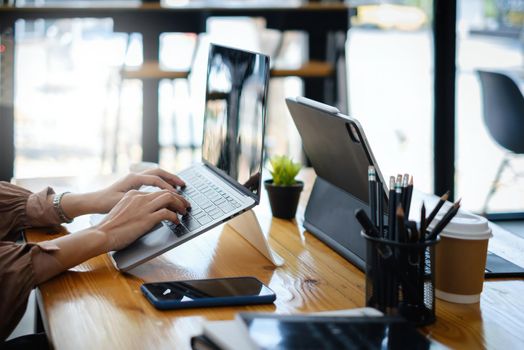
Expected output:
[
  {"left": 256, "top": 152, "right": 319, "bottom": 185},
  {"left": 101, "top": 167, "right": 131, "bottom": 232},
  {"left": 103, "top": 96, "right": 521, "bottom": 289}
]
[
  {"left": 59, "top": 192, "right": 101, "bottom": 218},
  {"left": 46, "top": 169, "right": 186, "bottom": 220},
  {"left": 54, "top": 190, "right": 117, "bottom": 219},
  {"left": 34, "top": 227, "right": 110, "bottom": 284},
  {"left": 33, "top": 177, "right": 189, "bottom": 283}
]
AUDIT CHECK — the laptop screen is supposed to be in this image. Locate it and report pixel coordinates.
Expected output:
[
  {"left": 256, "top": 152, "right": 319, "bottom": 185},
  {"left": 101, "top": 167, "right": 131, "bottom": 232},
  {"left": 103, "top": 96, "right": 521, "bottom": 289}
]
[{"left": 201, "top": 44, "right": 269, "bottom": 199}]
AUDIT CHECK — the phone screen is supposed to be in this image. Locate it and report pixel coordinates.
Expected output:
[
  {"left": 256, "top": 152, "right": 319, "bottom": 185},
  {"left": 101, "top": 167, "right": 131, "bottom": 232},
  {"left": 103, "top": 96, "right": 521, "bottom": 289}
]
[{"left": 142, "top": 277, "right": 274, "bottom": 302}]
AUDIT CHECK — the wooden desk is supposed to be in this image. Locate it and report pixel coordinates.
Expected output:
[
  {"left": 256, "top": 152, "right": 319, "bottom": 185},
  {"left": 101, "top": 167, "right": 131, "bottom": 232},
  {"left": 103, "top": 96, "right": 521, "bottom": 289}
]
[
  {"left": 0, "top": 1, "right": 352, "bottom": 181},
  {"left": 17, "top": 170, "right": 524, "bottom": 349}
]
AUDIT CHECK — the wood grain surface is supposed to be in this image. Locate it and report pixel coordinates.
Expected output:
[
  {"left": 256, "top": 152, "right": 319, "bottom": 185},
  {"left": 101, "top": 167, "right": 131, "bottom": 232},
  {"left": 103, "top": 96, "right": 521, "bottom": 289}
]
[{"left": 18, "top": 170, "right": 524, "bottom": 350}]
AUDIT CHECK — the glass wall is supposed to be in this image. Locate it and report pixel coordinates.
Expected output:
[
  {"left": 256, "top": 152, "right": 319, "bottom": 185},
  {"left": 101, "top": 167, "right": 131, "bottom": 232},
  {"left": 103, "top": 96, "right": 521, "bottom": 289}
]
[
  {"left": 14, "top": 18, "right": 140, "bottom": 178},
  {"left": 456, "top": 0, "right": 524, "bottom": 214},
  {"left": 13, "top": 17, "right": 307, "bottom": 179},
  {"left": 348, "top": 1, "right": 434, "bottom": 194}
]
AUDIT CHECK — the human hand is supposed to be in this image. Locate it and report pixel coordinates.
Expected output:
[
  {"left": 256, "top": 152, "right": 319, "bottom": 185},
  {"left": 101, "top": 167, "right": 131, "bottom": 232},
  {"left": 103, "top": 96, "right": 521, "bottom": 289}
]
[
  {"left": 59, "top": 168, "right": 188, "bottom": 220},
  {"left": 96, "top": 168, "right": 187, "bottom": 214},
  {"left": 33, "top": 188, "right": 190, "bottom": 283},
  {"left": 96, "top": 189, "right": 189, "bottom": 251}
]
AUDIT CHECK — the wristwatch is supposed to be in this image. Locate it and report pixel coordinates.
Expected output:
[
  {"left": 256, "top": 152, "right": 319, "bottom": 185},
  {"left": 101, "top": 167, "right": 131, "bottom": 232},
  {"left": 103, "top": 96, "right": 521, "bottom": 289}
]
[{"left": 53, "top": 192, "right": 73, "bottom": 223}]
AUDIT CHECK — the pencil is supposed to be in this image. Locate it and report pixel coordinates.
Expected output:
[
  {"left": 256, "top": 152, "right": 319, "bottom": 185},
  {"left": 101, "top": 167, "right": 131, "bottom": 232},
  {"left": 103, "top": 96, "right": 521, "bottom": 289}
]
[
  {"left": 401, "top": 174, "right": 409, "bottom": 211},
  {"left": 377, "top": 176, "right": 384, "bottom": 237},
  {"left": 420, "top": 202, "right": 426, "bottom": 242},
  {"left": 402, "top": 174, "right": 409, "bottom": 186},
  {"left": 393, "top": 176, "right": 402, "bottom": 241},
  {"left": 425, "top": 191, "right": 450, "bottom": 228},
  {"left": 388, "top": 176, "right": 396, "bottom": 240},
  {"left": 405, "top": 176, "right": 414, "bottom": 218},
  {"left": 396, "top": 205, "right": 406, "bottom": 242},
  {"left": 392, "top": 177, "right": 402, "bottom": 310},
  {"left": 368, "top": 166, "right": 377, "bottom": 227},
  {"left": 427, "top": 199, "right": 461, "bottom": 240}
]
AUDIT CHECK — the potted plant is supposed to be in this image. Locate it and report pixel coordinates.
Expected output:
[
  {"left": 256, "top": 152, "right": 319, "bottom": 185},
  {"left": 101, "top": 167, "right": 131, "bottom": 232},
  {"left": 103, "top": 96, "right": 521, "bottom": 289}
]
[{"left": 264, "top": 155, "right": 304, "bottom": 219}]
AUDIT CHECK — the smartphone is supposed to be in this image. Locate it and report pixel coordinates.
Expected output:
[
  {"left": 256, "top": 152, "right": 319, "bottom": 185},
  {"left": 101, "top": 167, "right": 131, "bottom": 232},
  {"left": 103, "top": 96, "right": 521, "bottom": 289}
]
[{"left": 141, "top": 276, "right": 276, "bottom": 310}]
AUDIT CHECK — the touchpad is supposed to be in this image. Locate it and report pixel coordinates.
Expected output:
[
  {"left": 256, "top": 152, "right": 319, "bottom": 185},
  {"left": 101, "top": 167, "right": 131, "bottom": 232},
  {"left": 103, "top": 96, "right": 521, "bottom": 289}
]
[{"left": 140, "top": 227, "right": 172, "bottom": 247}]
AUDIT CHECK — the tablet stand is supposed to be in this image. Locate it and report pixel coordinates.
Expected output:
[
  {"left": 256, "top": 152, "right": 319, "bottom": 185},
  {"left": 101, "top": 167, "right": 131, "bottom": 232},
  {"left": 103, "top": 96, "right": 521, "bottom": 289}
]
[
  {"left": 303, "top": 176, "right": 368, "bottom": 271},
  {"left": 227, "top": 210, "right": 284, "bottom": 266}
]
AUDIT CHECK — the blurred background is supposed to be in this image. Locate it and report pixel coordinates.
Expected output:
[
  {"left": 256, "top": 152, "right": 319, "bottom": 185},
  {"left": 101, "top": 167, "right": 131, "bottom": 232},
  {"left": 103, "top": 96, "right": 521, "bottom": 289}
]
[{"left": 4, "top": 0, "right": 524, "bottom": 215}]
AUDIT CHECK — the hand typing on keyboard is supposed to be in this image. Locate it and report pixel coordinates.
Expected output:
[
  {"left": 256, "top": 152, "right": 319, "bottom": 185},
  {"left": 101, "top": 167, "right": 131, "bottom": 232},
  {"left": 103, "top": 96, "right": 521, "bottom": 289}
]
[
  {"left": 97, "top": 189, "right": 190, "bottom": 251},
  {"left": 152, "top": 171, "right": 243, "bottom": 238},
  {"left": 76, "top": 168, "right": 189, "bottom": 215},
  {"left": 89, "top": 168, "right": 190, "bottom": 250}
]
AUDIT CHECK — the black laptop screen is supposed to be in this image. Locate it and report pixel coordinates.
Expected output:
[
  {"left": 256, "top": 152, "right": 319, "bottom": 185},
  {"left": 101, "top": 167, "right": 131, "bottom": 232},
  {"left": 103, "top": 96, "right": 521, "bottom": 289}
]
[{"left": 201, "top": 44, "right": 269, "bottom": 198}]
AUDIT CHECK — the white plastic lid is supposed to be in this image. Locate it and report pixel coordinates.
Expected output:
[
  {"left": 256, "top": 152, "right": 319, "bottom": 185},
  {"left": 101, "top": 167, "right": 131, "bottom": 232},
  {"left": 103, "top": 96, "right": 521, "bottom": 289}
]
[{"left": 427, "top": 209, "right": 492, "bottom": 240}]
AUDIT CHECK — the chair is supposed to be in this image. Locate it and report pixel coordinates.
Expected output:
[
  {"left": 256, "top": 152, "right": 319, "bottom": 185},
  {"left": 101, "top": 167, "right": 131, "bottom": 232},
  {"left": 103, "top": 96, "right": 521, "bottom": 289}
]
[{"left": 477, "top": 70, "right": 524, "bottom": 214}]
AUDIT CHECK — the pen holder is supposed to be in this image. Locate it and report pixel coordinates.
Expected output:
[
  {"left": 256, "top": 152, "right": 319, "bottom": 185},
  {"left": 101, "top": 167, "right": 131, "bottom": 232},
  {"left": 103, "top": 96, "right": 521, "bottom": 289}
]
[{"left": 362, "top": 230, "right": 440, "bottom": 327}]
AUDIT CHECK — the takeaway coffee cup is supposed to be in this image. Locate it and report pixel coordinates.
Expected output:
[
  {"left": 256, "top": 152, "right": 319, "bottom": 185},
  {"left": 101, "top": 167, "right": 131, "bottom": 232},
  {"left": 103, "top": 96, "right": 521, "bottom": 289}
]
[{"left": 430, "top": 210, "right": 492, "bottom": 304}]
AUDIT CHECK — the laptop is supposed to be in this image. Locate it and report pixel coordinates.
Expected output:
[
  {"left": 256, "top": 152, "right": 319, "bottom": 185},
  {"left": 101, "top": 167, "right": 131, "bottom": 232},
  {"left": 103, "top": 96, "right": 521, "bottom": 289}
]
[
  {"left": 110, "top": 44, "right": 270, "bottom": 272},
  {"left": 286, "top": 96, "right": 524, "bottom": 278}
]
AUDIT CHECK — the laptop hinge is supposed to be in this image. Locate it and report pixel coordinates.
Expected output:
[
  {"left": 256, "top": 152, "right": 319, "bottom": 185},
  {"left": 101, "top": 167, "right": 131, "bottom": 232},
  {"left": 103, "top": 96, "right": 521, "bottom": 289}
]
[{"left": 202, "top": 162, "right": 259, "bottom": 203}]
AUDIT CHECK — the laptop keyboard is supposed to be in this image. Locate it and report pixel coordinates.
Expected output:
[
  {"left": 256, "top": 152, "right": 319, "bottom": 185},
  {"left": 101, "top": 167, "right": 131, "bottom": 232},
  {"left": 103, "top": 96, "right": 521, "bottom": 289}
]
[{"left": 162, "top": 170, "right": 242, "bottom": 238}]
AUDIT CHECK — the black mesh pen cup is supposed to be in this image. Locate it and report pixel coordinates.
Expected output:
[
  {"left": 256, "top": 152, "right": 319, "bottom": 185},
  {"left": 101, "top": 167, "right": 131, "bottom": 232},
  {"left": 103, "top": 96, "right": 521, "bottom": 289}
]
[{"left": 362, "top": 230, "right": 440, "bottom": 327}]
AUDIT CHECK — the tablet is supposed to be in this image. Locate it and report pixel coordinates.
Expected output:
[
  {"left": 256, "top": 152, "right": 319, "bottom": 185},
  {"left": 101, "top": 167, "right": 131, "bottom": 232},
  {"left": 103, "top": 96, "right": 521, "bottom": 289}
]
[
  {"left": 286, "top": 97, "right": 388, "bottom": 270},
  {"left": 287, "top": 96, "right": 524, "bottom": 277}
]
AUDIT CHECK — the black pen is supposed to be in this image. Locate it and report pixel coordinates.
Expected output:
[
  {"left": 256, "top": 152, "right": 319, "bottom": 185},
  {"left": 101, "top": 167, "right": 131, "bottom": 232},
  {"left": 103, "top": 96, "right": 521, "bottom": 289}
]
[
  {"left": 355, "top": 209, "right": 380, "bottom": 238},
  {"left": 404, "top": 219, "right": 420, "bottom": 306},
  {"left": 368, "top": 166, "right": 377, "bottom": 227},
  {"left": 406, "top": 220, "right": 419, "bottom": 243},
  {"left": 356, "top": 208, "right": 384, "bottom": 309}
]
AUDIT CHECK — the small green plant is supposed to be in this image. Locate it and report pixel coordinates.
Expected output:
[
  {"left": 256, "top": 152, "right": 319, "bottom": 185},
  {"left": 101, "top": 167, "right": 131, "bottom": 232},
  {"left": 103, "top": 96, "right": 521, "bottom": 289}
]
[{"left": 269, "top": 155, "right": 302, "bottom": 186}]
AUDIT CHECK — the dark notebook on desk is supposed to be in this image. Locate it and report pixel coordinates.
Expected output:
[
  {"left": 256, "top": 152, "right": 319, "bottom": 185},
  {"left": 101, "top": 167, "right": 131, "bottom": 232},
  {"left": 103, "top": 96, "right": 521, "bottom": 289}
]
[{"left": 191, "top": 314, "right": 446, "bottom": 350}]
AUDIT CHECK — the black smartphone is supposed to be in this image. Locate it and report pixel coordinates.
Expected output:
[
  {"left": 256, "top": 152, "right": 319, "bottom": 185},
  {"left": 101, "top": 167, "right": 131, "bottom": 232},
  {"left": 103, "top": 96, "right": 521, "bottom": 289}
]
[{"left": 141, "top": 276, "right": 276, "bottom": 310}]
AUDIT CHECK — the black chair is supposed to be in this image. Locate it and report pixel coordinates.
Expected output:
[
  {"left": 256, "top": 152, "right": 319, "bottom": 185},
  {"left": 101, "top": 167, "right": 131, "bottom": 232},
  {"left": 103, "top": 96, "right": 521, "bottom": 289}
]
[{"left": 477, "top": 70, "right": 524, "bottom": 214}]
